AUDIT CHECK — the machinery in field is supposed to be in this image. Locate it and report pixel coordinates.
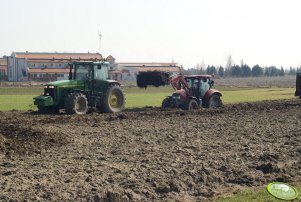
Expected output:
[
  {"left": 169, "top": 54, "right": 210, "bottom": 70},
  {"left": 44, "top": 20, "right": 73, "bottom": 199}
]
[
  {"left": 295, "top": 73, "right": 301, "bottom": 98},
  {"left": 137, "top": 72, "right": 222, "bottom": 110},
  {"left": 161, "top": 74, "right": 222, "bottom": 110},
  {"left": 34, "top": 61, "right": 125, "bottom": 114}
]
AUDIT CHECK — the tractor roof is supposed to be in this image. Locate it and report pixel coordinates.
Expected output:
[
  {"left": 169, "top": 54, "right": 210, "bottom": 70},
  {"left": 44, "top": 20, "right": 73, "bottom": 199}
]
[{"left": 184, "top": 75, "right": 213, "bottom": 79}]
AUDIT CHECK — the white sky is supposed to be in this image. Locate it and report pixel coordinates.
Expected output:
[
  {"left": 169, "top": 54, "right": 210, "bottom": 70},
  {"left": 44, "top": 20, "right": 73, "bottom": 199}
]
[{"left": 0, "top": 0, "right": 301, "bottom": 68}]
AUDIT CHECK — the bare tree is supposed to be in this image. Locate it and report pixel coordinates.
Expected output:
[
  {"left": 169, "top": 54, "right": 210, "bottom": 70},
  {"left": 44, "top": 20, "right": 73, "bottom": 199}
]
[{"left": 225, "top": 54, "right": 233, "bottom": 69}]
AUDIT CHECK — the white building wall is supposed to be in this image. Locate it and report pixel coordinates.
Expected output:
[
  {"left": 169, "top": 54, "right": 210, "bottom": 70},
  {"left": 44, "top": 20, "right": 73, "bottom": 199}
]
[{"left": 8, "top": 53, "right": 27, "bottom": 81}]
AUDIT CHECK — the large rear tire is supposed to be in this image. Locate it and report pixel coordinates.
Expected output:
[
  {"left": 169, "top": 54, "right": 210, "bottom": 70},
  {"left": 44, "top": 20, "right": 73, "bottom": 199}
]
[
  {"left": 183, "top": 99, "right": 198, "bottom": 110},
  {"left": 161, "top": 97, "right": 171, "bottom": 108},
  {"left": 100, "top": 85, "right": 125, "bottom": 113},
  {"left": 208, "top": 94, "right": 222, "bottom": 108},
  {"left": 65, "top": 92, "right": 88, "bottom": 115}
]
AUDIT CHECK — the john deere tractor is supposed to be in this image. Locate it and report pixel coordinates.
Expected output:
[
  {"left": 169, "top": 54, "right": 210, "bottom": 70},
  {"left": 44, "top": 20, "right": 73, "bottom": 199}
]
[{"left": 34, "top": 61, "right": 125, "bottom": 114}]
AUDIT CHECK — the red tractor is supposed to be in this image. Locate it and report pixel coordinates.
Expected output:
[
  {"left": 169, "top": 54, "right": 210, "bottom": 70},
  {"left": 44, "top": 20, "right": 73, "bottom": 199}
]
[{"left": 161, "top": 74, "right": 222, "bottom": 110}]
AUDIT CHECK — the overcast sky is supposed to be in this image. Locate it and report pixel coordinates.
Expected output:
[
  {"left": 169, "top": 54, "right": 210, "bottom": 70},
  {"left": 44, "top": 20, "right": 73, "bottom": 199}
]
[{"left": 1, "top": 0, "right": 301, "bottom": 68}]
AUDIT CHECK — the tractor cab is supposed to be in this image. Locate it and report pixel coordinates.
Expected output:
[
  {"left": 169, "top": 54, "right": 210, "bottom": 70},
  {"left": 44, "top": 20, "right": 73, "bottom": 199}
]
[
  {"left": 69, "top": 61, "right": 113, "bottom": 93},
  {"left": 184, "top": 75, "right": 213, "bottom": 98},
  {"left": 69, "top": 62, "right": 109, "bottom": 81}
]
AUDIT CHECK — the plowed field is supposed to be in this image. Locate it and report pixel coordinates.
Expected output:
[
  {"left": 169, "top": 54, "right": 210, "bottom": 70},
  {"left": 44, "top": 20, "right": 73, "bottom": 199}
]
[{"left": 1, "top": 99, "right": 301, "bottom": 201}]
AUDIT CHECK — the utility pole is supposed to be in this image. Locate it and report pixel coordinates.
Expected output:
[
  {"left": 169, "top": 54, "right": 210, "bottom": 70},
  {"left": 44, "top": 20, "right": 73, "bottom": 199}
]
[{"left": 98, "top": 30, "right": 102, "bottom": 54}]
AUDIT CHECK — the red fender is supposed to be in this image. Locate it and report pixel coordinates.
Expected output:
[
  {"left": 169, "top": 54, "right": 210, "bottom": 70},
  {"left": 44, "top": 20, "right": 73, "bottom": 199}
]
[{"left": 203, "top": 89, "right": 222, "bottom": 103}]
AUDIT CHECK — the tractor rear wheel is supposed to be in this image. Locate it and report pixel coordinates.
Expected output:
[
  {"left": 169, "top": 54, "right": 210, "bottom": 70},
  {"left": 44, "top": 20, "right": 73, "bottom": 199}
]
[
  {"left": 100, "top": 85, "right": 125, "bottom": 113},
  {"left": 161, "top": 97, "right": 171, "bottom": 108},
  {"left": 65, "top": 92, "right": 88, "bottom": 114},
  {"left": 183, "top": 99, "right": 198, "bottom": 110},
  {"left": 208, "top": 94, "right": 222, "bottom": 108}
]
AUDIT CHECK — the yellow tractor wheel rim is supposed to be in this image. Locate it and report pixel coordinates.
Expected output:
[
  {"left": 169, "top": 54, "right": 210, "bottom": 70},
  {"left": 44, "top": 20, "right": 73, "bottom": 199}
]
[{"left": 109, "top": 92, "right": 118, "bottom": 108}]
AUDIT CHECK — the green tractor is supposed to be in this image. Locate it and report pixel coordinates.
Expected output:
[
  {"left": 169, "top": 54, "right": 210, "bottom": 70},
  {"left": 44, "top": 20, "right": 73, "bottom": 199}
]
[{"left": 33, "top": 61, "right": 125, "bottom": 114}]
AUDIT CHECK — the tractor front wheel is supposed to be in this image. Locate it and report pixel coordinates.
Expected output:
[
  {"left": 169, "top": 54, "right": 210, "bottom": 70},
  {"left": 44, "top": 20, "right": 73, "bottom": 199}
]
[
  {"left": 208, "top": 94, "right": 222, "bottom": 108},
  {"left": 65, "top": 92, "right": 88, "bottom": 114},
  {"left": 100, "top": 85, "right": 125, "bottom": 113},
  {"left": 161, "top": 97, "right": 171, "bottom": 108},
  {"left": 183, "top": 99, "right": 198, "bottom": 110}
]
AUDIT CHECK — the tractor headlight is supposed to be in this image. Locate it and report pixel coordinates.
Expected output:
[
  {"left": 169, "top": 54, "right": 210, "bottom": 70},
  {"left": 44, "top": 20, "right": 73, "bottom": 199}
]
[
  {"left": 172, "top": 95, "right": 180, "bottom": 99},
  {"left": 45, "top": 85, "right": 55, "bottom": 89}
]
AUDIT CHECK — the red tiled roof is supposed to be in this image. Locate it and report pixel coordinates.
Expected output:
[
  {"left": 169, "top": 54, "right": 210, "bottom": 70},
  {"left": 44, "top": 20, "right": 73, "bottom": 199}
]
[
  {"left": 0, "top": 58, "right": 7, "bottom": 66},
  {"left": 138, "top": 67, "right": 180, "bottom": 72},
  {"left": 14, "top": 52, "right": 103, "bottom": 60},
  {"left": 110, "top": 70, "right": 122, "bottom": 74},
  {"left": 28, "top": 68, "right": 70, "bottom": 74},
  {"left": 106, "top": 55, "right": 115, "bottom": 60},
  {"left": 118, "top": 62, "right": 178, "bottom": 67},
  {"left": 27, "top": 60, "right": 74, "bottom": 63}
]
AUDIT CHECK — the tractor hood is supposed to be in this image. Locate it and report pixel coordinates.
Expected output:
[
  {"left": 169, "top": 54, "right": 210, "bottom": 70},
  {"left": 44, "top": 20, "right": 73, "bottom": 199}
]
[{"left": 46, "top": 80, "right": 84, "bottom": 88}]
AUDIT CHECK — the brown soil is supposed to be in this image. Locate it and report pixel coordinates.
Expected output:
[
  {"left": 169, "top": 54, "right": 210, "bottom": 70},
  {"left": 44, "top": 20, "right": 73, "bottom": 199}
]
[{"left": 0, "top": 99, "right": 301, "bottom": 201}]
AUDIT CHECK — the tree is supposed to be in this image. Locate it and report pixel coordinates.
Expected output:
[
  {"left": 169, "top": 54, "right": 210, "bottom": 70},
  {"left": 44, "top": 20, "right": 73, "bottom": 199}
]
[
  {"left": 241, "top": 64, "right": 251, "bottom": 77},
  {"left": 288, "top": 67, "right": 296, "bottom": 75},
  {"left": 230, "top": 65, "right": 242, "bottom": 77},
  {"left": 270, "top": 66, "right": 278, "bottom": 76},
  {"left": 218, "top": 66, "right": 225, "bottom": 77},
  {"left": 264, "top": 67, "right": 270, "bottom": 77},
  {"left": 279, "top": 67, "right": 285, "bottom": 76},
  {"left": 225, "top": 54, "right": 233, "bottom": 77},
  {"left": 252, "top": 65, "right": 263, "bottom": 77},
  {"left": 226, "top": 54, "right": 233, "bottom": 69},
  {"left": 206, "top": 65, "right": 217, "bottom": 75}
]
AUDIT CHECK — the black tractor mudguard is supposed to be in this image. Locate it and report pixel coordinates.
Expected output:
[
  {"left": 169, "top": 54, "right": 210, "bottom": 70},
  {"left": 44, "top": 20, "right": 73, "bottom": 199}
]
[{"left": 295, "top": 73, "right": 301, "bottom": 97}]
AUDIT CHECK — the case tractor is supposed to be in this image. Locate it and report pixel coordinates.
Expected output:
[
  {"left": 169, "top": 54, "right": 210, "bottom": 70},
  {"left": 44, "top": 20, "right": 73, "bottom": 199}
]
[
  {"left": 33, "top": 61, "right": 125, "bottom": 114},
  {"left": 137, "top": 72, "right": 222, "bottom": 110}
]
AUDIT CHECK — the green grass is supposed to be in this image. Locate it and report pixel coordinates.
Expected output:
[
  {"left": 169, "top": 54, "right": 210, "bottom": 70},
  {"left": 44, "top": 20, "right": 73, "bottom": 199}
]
[
  {"left": 0, "top": 86, "right": 296, "bottom": 111},
  {"left": 124, "top": 86, "right": 173, "bottom": 108},
  {"left": 221, "top": 87, "right": 295, "bottom": 104},
  {"left": 216, "top": 185, "right": 300, "bottom": 202}
]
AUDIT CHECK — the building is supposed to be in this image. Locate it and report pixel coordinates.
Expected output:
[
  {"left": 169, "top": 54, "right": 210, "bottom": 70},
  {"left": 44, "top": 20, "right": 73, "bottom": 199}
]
[
  {"left": 8, "top": 52, "right": 103, "bottom": 81},
  {"left": 7, "top": 51, "right": 181, "bottom": 82},
  {"left": 28, "top": 68, "right": 70, "bottom": 82},
  {"left": 0, "top": 56, "right": 8, "bottom": 80}
]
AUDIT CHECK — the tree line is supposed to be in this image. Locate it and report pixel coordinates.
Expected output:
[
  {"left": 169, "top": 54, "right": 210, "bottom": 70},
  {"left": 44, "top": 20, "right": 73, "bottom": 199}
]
[{"left": 182, "top": 64, "right": 301, "bottom": 77}]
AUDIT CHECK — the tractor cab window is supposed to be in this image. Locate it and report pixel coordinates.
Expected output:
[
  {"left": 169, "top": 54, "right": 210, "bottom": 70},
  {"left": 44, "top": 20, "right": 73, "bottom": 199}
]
[
  {"left": 185, "top": 78, "right": 200, "bottom": 96},
  {"left": 200, "top": 78, "right": 210, "bottom": 97},
  {"left": 185, "top": 78, "right": 193, "bottom": 88},
  {"left": 94, "top": 64, "right": 109, "bottom": 80},
  {"left": 75, "top": 64, "right": 92, "bottom": 80}
]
